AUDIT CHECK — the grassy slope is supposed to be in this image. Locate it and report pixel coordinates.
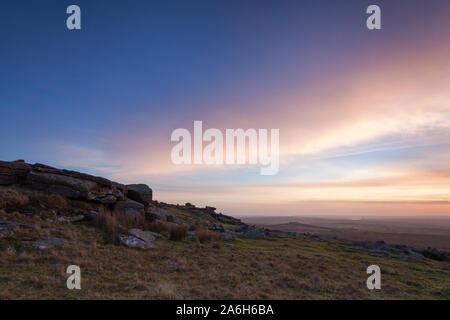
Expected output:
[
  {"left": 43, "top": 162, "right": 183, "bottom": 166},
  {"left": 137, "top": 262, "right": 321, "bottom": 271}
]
[{"left": 1, "top": 210, "right": 449, "bottom": 300}]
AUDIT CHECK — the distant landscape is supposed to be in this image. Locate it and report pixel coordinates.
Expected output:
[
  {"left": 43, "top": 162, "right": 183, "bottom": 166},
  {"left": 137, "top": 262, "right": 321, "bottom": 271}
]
[{"left": 243, "top": 216, "right": 450, "bottom": 251}]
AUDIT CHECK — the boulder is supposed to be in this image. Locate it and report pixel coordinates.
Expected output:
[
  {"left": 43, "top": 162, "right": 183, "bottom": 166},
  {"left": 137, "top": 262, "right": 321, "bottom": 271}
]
[
  {"left": 119, "top": 234, "right": 156, "bottom": 249},
  {"left": 0, "top": 160, "right": 31, "bottom": 185},
  {"left": 113, "top": 200, "right": 145, "bottom": 218},
  {"left": 126, "top": 184, "right": 152, "bottom": 206}
]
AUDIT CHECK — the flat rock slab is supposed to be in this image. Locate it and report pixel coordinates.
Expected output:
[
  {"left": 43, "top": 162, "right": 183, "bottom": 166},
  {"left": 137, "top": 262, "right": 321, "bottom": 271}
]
[
  {"left": 119, "top": 234, "right": 156, "bottom": 249},
  {"left": 27, "top": 237, "right": 68, "bottom": 250},
  {"left": 47, "top": 215, "right": 85, "bottom": 223},
  {"left": 128, "top": 228, "right": 156, "bottom": 243}
]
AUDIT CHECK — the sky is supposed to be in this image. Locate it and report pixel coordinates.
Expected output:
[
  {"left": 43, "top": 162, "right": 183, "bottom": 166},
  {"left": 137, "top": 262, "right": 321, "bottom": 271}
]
[{"left": 1, "top": 0, "right": 450, "bottom": 217}]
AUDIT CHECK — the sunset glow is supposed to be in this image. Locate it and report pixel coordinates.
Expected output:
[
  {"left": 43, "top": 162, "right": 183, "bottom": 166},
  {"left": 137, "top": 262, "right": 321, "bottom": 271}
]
[{"left": 2, "top": 0, "right": 450, "bottom": 216}]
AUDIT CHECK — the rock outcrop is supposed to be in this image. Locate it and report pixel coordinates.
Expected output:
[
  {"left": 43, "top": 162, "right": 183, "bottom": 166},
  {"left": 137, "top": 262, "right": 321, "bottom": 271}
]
[
  {"left": 0, "top": 160, "right": 30, "bottom": 185},
  {"left": 27, "top": 163, "right": 126, "bottom": 203},
  {"left": 0, "top": 160, "right": 151, "bottom": 207}
]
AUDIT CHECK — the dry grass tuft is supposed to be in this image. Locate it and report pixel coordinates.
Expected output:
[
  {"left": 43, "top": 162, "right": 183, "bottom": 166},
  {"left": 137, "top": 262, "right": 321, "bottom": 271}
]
[
  {"left": 195, "top": 228, "right": 222, "bottom": 245},
  {"left": 0, "top": 187, "right": 29, "bottom": 209},
  {"left": 149, "top": 220, "right": 169, "bottom": 233},
  {"left": 94, "top": 207, "right": 119, "bottom": 244},
  {"left": 94, "top": 206, "right": 146, "bottom": 244},
  {"left": 47, "top": 194, "right": 68, "bottom": 209},
  {"left": 117, "top": 212, "right": 145, "bottom": 230},
  {"left": 169, "top": 224, "right": 187, "bottom": 241}
]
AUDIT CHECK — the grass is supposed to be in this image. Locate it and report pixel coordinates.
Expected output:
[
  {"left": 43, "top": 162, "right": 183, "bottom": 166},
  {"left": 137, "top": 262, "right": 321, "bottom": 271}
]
[
  {"left": 0, "top": 187, "right": 29, "bottom": 208},
  {"left": 169, "top": 224, "right": 187, "bottom": 241},
  {"left": 149, "top": 220, "right": 169, "bottom": 234},
  {"left": 1, "top": 185, "right": 449, "bottom": 300},
  {"left": 195, "top": 228, "right": 222, "bottom": 244},
  {"left": 0, "top": 209, "right": 449, "bottom": 300},
  {"left": 0, "top": 185, "right": 98, "bottom": 214}
]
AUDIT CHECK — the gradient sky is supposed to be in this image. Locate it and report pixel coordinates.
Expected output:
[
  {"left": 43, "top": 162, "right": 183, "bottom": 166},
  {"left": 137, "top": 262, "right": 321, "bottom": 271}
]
[{"left": 1, "top": 0, "right": 450, "bottom": 217}]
